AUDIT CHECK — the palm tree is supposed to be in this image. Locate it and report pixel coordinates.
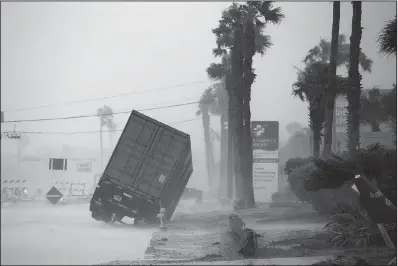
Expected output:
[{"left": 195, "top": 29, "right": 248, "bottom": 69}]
[
  {"left": 378, "top": 15, "right": 397, "bottom": 56},
  {"left": 213, "top": 81, "right": 230, "bottom": 200},
  {"left": 211, "top": 1, "right": 284, "bottom": 208},
  {"left": 304, "top": 34, "right": 373, "bottom": 73},
  {"left": 360, "top": 87, "right": 388, "bottom": 132},
  {"left": 97, "top": 105, "right": 117, "bottom": 171},
  {"left": 323, "top": 1, "right": 340, "bottom": 158},
  {"left": 347, "top": 1, "right": 363, "bottom": 156},
  {"left": 241, "top": 1, "right": 284, "bottom": 207},
  {"left": 207, "top": 54, "right": 233, "bottom": 201},
  {"left": 293, "top": 62, "right": 328, "bottom": 157},
  {"left": 211, "top": 3, "right": 245, "bottom": 205},
  {"left": 196, "top": 87, "right": 218, "bottom": 190}
]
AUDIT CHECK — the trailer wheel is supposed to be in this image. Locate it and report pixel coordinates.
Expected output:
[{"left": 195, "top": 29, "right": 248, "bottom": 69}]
[
  {"left": 134, "top": 217, "right": 144, "bottom": 225},
  {"left": 92, "top": 212, "right": 102, "bottom": 221},
  {"left": 97, "top": 212, "right": 113, "bottom": 223}
]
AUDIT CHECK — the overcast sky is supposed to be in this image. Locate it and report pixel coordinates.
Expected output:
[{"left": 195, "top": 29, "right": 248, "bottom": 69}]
[{"left": 1, "top": 2, "right": 396, "bottom": 155}]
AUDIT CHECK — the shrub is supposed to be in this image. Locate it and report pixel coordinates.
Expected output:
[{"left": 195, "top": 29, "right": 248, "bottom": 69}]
[
  {"left": 284, "top": 157, "right": 311, "bottom": 175},
  {"left": 309, "top": 144, "right": 397, "bottom": 203},
  {"left": 287, "top": 163, "right": 316, "bottom": 204},
  {"left": 271, "top": 186, "right": 297, "bottom": 203},
  {"left": 324, "top": 204, "right": 396, "bottom": 248},
  {"left": 288, "top": 163, "right": 360, "bottom": 214},
  {"left": 286, "top": 145, "right": 396, "bottom": 216},
  {"left": 271, "top": 192, "right": 283, "bottom": 202}
]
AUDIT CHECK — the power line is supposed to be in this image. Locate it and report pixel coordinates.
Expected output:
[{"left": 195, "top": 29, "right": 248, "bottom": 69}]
[
  {"left": 3, "top": 80, "right": 207, "bottom": 113},
  {"left": 2, "top": 101, "right": 205, "bottom": 124},
  {"left": 0, "top": 117, "right": 205, "bottom": 136}
]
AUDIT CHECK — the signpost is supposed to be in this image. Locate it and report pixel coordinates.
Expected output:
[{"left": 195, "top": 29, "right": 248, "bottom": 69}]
[
  {"left": 45, "top": 186, "right": 63, "bottom": 205},
  {"left": 49, "top": 158, "right": 68, "bottom": 193},
  {"left": 251, "top": 121, "right": 279, "bottom": 203}
]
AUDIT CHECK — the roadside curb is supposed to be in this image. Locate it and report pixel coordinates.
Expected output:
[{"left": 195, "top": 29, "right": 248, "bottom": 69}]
[
  {"left": 105, "top": 256, "right": 333, "bottom": 265},
  {"left": 155, "top": 256, "right": 334, "bottom": 265}
]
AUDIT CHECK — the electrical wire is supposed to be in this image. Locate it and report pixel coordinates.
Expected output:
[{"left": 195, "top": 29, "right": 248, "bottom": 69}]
[
  {"left": 0, "top": 117, "right": 208, "bottom": 136},
  {"left": 3, "top": 80, "right": 208, "bottom": 113},
  {"left": 2, "top": 101, "right": 206, "bottom": 124}
]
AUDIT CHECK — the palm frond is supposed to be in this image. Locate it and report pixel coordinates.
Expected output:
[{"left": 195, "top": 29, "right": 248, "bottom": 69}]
[
  {"left": 207, "top": 63, "right": 227, "bottom": 80},
  {"left": 358, "top": 51, "right": 373, "bottom": 72},
  {"left": 213, "top": 47, "right": 227, "bottom": 57},
  {"left": 303, "top": 46, "right": 322, "bottom": 64},
  {"left": 254, "top": 28, "right": 272, "bottom": 55},
  {"left": 259, "top": 2, "right": 284, "bottom": 24},
  {"left": 304, "top": 33, "right": 373, "bottom": 72},
  {"left": 378, "top": 15, "right": 397, "bottom": 56}
]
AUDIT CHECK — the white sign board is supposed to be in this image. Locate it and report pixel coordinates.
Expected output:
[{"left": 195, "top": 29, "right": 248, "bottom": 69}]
[
  {"left": 253, "top": 158, "right": 279, "bottom": 202},
  {"left": 252, "top": 121, "right": 279, "bottom": 203},
  {"left": 77, "top": 162, "right": 92, "bottom": 173}
]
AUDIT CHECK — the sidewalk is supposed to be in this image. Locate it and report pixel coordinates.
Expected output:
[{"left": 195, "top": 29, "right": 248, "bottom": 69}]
[
  {"left": 143, "top": 201, "right": 330, "bottom": 263},
  {"left": 106, "top": 256, "right": 332, "bottom": 265},
  {"left": 157, "top": 256, "right": 333, "bottom": 265}
]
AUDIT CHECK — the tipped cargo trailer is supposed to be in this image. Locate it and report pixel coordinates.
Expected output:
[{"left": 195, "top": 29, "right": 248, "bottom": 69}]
[{"left": 89, "top": 110, "right": 193, "bottom": 224}]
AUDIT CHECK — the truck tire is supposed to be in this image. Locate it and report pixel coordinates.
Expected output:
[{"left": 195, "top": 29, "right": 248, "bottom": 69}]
[
  {"left": 134, "top": 217, "right": 144, "bottom": 225},
  {"left": 92, "top": 212, "right": 102, "bottom": 221},
  {"left": 95, "top": 212, "right": 112, "bottom": 223}
]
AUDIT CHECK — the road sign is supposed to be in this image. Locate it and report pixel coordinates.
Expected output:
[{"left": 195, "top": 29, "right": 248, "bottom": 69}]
[
  {"left": 251, "top": 121, "right": 279, "bottom": 203},
  {"left": 77, "top": 162, "right": 92, "bottom": 172},
  {"left": 46, "top": 186, "right": 63, "bottom": 205},
  {"left": 49, "top": 158, "right": 67, "bottom": 170}
]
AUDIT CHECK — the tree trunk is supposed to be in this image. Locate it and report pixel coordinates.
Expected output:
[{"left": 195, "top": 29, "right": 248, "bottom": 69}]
[
  {"left": 227, "top": 98, "right": 234, "bottom": 201},
  {"left": 323, "top": 1, "right": 340, "bottom": 159},
  {"left": 370, "top": 121, "right": 381, "bottom": 132},
  {"left": 234, "top": 103, "right": 244, "bottom": 203},
  {"left": 219, "top": 114, "right": 228, "bottom": 200},
  {"left": 202, "top": 109, "right": 214, "bottom": 190},
  {"left": 347, "top": 1, "right": 363, "bottom": 156},
  {"left": 313, "top": 129, "right": 321, "bottom": 157},
  {"left": 231, "top": 25, "right": 245, "bottom": 205},
  {"left": 241, "top": 19, "right": 256, "bottom": 208}
]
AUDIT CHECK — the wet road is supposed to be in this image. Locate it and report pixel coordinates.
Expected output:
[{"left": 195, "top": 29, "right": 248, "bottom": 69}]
[{"left": 1, "top": 202, "right": 156, "bottom": 265}]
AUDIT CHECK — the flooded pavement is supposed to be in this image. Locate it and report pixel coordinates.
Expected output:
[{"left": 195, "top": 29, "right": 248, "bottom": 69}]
[
  {"left": 140, "top": 201, "right": 332, "bottom": 264},
  {"left": 1, "top": 202, "right": 156, "bottom": 265}
]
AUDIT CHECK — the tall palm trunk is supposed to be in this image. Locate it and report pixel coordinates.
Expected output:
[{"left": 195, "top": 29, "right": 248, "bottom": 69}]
[
  {"left": 310, "top": 102, "right": 323, "bottom": 157},
  {"left": 323, "top": 1, "right": 340, "bottom": 158},
  {"left": 219, "top": 113, "right": 228, "bottom": 199},
  {"left": 241, "top": 18, "right": 256, "bottom": 208},
  {"left": 226, "top": 73, "right": 235, "bottom": 201},
  {"left": 370, "top": 122, "right": 381, "bottom": 132},
  {"left": 201, "top": 108, "right": 214, "bottom": 189},
  {"left": 227, "top": 106, "right": 234, "bottom": 200},
  {"left": 217, "top": 76, "right": 230, "bottom": 201},
  {"left": 347, "top": 1, "right": 363, "bottom": 156},
  {"left": 313, "top": 128, "right": 321, "bottom": 157},
  {"left": 231, "top": 25, "right": 245, "bottom": 204}
]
